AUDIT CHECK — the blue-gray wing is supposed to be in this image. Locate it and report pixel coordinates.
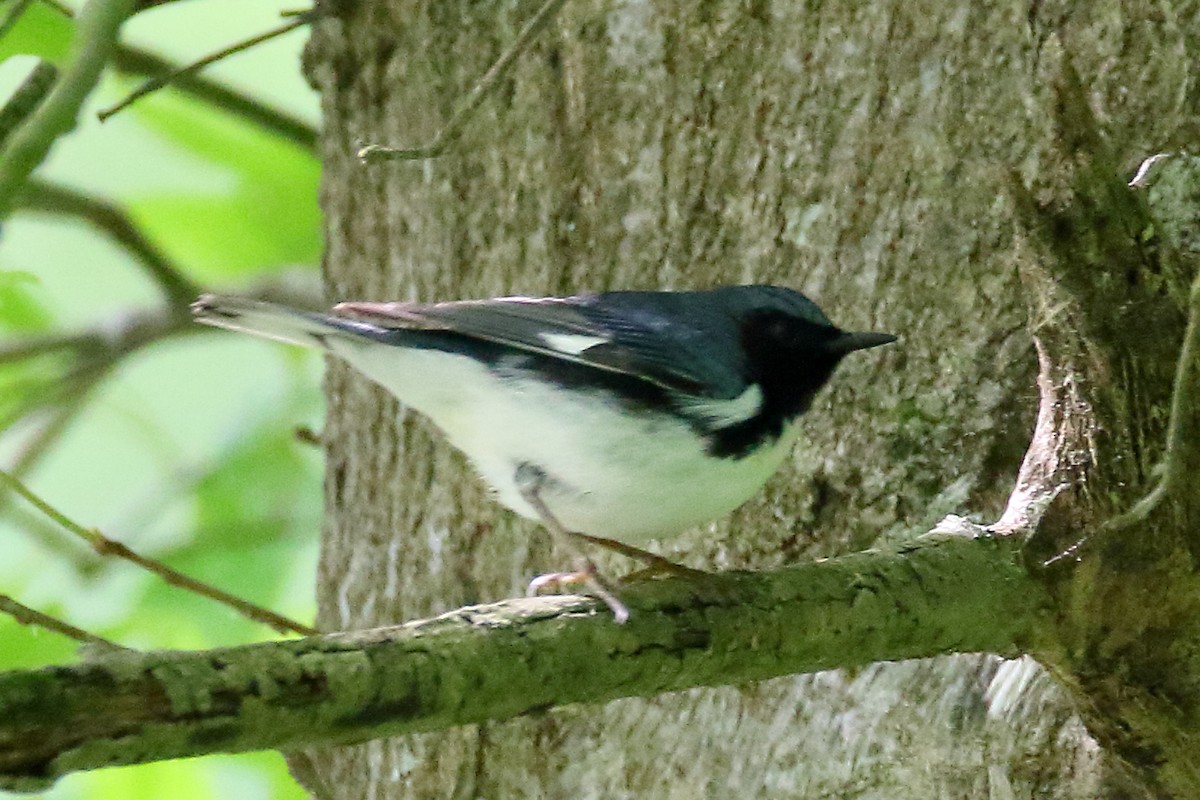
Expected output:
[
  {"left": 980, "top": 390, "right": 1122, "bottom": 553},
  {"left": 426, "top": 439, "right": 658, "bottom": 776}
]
[{"left": 333, "top": 293, "right": 749, "bottom": 399}]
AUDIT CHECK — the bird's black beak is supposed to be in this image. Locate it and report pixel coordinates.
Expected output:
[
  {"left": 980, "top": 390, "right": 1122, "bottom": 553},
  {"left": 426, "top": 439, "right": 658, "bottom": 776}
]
[{"left": 826, "top": 331, "right": 897, "bottom": 355}]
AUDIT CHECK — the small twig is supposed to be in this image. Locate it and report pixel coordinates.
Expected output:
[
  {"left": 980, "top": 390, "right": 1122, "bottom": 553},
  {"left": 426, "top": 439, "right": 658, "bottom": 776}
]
[
  {"left": 0, "top": 330, "right": 96, "bottom": 366},
  {"left": 0, "top": 397, "right": 95, "bottom": 557},
  {"left": 31, "top": 2, "right": 319, "bottom": 148},
  {"left": 0, "top": 0, "right": 37, "bottom": 40},
  {"left": 0, "top": 0, "right": 135, "bottom": 217},
  {"left": 6, "top": 396, "right": 90, "bottom": 479},
  {"left": 97, "top": 9, "right": 316, "bottom": 122},
  {"left": 37, "top": 0, "right": 74, "bottom": 14},
  {"left": 0, "top": 467, "right": 318, "bottom": 636},
  {"left": 132, "top": 0, "right": 199, "bottom": 10},
  {"left": 0, "top": 593, "right": 126, "bottom": 650},
  {"left": 0, "top": 307, "right": 194, "bottom": 437},
  {"left": 0, "top": 281, "right": 298, "bottom": 552},
  {"left": 3, "top": 505, "right": 98, "bottom": 573},
  {"left": 0, "top": 272, "right": 321, "bottom": 377},
  {"left": 20, "top": 179, "right": 199, "bottom": 304},
  {"left": 293, "top": 425, "right": 322, "bottom": 447},
  {"left": 358, "top": 0, "right": 568, "bottom": 162},
  {"left": 111, "top": 45, "right": 317, "bottom": 150},
  {"left": 0, "top": 59, "right": 57, "bottom": 150}
]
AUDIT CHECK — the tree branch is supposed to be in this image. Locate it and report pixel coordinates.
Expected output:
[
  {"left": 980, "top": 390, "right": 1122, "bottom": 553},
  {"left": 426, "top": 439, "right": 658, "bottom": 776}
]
[
  {"left": 0, "top": 466, "right": 318, "bottom": 638},
  {"left": 0, "top": 530, "right": 1046, "bottom": 792},
  {"left": 19, "top": 179, "right": 199, "bottom": 305},
  {"left": 0, "top": 0, "right": 134, "bottom": 218},
  {"left": 33, "top": 1, "right": 318, "bottom": 149},
  {"left": 111, "top": 44, "right": 316, "bottom": 150},
  {"left": 0, "top": 594, "right": 124, "bottom": 651},
  {"left": 998, "top": 53, "right": 1193, "bottom": 546},
  {"left": 96, "top": 9, "right": 316, "bottom": 122},
  {"left": 0, "top": 60, "right": 58, "bottom": 150}
]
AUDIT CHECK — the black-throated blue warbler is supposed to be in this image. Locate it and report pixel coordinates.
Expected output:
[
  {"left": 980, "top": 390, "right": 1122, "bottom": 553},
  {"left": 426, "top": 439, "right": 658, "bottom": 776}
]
[{"left": 192, "top": 285, "right": 894, "bottom": 622}]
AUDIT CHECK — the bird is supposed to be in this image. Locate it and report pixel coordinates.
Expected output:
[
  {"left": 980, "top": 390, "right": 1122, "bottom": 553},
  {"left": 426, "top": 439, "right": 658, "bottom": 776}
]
[{"left": 192, "top": 285, "right": 895, "bottom": 622}]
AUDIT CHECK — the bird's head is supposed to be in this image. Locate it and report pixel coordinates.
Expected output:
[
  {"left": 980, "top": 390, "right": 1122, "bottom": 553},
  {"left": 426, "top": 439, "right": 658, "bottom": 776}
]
[{"left": 697, "top": 286, "right": 894, "bottom": 457}]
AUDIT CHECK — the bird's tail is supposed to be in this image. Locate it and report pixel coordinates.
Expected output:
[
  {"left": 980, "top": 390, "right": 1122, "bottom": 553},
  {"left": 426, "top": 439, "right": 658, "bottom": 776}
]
[{"left": 192, "top": 295, "right": 391, "bottom": 349}]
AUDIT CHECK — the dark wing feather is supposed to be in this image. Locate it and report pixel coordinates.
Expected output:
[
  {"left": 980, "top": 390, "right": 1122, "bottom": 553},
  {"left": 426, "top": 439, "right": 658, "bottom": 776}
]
[{"left": 334, "top": 294, "right": 748, "bottom": 398}]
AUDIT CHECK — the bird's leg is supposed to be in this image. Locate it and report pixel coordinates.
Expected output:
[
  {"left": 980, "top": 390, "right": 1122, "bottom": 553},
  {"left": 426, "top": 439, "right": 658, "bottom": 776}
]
[
  {"left": 514, "top": 463, "right": 630, "bottom": 624},
  {"left": 570, "top": 532, "right": 707, "bottom": 580}
]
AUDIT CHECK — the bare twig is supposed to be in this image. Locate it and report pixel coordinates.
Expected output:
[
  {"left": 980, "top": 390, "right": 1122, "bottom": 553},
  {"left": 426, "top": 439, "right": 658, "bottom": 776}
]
[
  {"left": 293, "top": 425, "right": 322, "bottom": 447},
  {"left": 0, "top": 0, "right": 135, "bottom": 217},
  {"left": 3, "top": 504, "right": 97, "bottom": 572},
  {"left": 97, "top": 9, "right": 316, "bottom": 122},
  {"left": 358, "top": 0, "right": 568, "bottom": 162},
  {"left": 36, "top": 0, "right": 76, "bottom": 14},
  {"left": 0, "top": 275, "right": 310, "bottom": 549},
  {"left": 111, "top": 44, "right": 317, "bottom": 150},
  {"left": 132, "top": 0, "right": 208, "bottom": 10},
  {"left": 0, "top": 467, "right": 319, "bottom": 636},
  {"left": 27, "top": 0, "right": 319, "bottom": 148},
  {"left": 20, "top": 179, "right": 199, "bottom": 304},
  {"left": 0, "top": 593, "right": 125, "bottom": 650}
]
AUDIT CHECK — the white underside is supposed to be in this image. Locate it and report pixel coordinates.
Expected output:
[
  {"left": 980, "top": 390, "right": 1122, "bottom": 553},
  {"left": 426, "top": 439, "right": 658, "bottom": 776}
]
[{"left": 333, "top": 338, "right": 798, "bottom": 544}]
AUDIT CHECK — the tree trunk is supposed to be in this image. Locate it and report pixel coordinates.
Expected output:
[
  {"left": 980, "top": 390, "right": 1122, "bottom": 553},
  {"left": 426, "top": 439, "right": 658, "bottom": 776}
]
[{"left": 292, "top": 1, "right": 1198, "bottom": 796}]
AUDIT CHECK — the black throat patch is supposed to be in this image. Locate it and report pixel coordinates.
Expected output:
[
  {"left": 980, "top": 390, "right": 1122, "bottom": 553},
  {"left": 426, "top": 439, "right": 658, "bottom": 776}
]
[{"left": 705, "top": 312, "right": 847, "bottom": 459}]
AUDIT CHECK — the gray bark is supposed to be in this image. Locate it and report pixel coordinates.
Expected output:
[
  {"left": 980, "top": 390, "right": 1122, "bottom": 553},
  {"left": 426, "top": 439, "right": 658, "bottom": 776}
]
[{"left": 293, "top": 0, "right": 1199, "bottom": 797}]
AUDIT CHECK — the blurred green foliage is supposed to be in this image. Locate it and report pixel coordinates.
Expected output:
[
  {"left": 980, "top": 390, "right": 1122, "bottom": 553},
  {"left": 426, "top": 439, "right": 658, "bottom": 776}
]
[
  {"left": 0, "top": 3, "right": 73, "bottom": 63},
  {"left": 128, "top": 89, "right": 321, "bottom": 279},
  {"left": 0, "top": 1, "right": 324, "bottom": 797}
]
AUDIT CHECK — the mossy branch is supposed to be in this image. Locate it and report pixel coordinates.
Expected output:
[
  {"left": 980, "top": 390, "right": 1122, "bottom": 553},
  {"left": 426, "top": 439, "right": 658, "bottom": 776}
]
[{"left": 0, "top": 530, "right": 1043, "bottom": 792}]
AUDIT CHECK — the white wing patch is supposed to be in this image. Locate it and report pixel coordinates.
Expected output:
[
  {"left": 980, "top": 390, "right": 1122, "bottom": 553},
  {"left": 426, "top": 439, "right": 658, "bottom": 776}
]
[
  {"left": 539, "top": 332, "right": 609, "bottom": 356},
  {"left": 683, "top": 383, "right": 763, "bottom": 427}
]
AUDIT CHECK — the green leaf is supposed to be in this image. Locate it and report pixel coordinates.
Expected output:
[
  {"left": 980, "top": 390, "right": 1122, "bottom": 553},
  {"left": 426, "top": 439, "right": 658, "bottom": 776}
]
[
  {"left": 0, "top": 3, "right": 74, "bottom": 63},
  {"left": 0, "top": 269, "right": 52, "bottom": 331},
  {"left": 124, "top": 89, "right": 320, "bottom": 281}
]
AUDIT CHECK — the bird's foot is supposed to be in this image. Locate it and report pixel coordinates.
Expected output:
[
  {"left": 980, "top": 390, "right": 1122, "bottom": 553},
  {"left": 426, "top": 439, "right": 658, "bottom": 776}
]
[
  {"left": 515, "top": 463, "right": 631, "bottom": 623},
  {"left": 527, "top": 560, "right": 630, "bottom": 624}
]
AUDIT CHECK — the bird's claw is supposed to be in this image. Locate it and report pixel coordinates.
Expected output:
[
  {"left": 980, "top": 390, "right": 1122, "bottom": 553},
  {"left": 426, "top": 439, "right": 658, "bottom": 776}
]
[
  {"left": 527, "top": 571, "right": 585, "bottom": 595},
  {"left": 527, "top": 567, "right": 630, "bottom": 624}
]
